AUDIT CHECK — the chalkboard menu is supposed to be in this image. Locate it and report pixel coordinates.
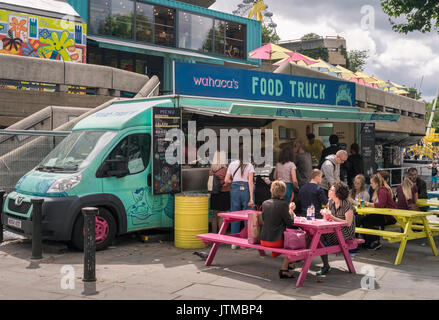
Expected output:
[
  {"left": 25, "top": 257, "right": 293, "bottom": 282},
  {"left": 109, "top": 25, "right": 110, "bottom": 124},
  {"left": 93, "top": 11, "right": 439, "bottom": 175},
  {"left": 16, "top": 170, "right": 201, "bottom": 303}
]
[
  {"left": 361, "top": 123, "right": 376, "bottom": 179},
  {"left": 152, "top": 107, "right": 182, "bottom": 195}
]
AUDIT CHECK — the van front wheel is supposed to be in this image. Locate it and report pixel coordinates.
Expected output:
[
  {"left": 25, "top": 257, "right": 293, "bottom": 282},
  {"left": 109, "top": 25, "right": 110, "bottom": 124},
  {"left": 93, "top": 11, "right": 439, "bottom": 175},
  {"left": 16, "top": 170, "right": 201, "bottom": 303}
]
[{"left": 71, "top": 208, "right": 117, "bottom": 251}]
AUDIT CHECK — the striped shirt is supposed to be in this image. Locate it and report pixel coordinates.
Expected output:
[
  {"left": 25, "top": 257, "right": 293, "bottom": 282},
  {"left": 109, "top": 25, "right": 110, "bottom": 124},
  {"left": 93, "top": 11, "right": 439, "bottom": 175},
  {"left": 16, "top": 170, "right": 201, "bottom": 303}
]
[{"left": 322, "top": 199, "right": 356, "bottom": 246}]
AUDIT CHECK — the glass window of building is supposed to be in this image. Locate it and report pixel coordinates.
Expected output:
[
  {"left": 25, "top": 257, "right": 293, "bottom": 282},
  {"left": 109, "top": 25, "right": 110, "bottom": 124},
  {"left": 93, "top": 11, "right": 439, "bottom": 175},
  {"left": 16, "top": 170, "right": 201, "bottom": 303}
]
[
  {"left": 225, "top": 21, "right": 245, "bottom": 59},
  {"left": 136, "top": 2, "right": 154, "bottom": 42},
  {"left": 89, "top": 0, "right": 111, "bottom": 35},
  {"left": 154, "top": 5, "right": 175, "bottom": 47},
  {"left": 213, "top": 20, "right": 226, "bottom": 55},
  {"left": 111, "top": 0, "right": 134, "bottom": 39},
  {"left": 178, "top": 11, "right": 214, "bottom": 52}
]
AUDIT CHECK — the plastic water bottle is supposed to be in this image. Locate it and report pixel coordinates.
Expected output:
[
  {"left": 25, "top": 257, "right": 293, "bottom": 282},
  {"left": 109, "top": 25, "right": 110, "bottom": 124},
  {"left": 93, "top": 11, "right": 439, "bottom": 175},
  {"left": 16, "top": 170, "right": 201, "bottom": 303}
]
[
  {"left": 310, "top": 204, "right": 315, "bottom": 220},
  {"left": 306, "top": 206, "right": 313, "bottom": 221}
]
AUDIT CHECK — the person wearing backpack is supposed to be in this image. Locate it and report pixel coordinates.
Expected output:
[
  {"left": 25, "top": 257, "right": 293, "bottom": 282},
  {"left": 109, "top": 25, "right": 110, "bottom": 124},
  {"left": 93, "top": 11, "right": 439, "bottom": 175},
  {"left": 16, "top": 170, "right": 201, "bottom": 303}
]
[
  {"left": 225, "top": 149, "right": 255, "bottom": 249},
  {"left": 208, "top": 151, "right": 231, "bottom": 233}
]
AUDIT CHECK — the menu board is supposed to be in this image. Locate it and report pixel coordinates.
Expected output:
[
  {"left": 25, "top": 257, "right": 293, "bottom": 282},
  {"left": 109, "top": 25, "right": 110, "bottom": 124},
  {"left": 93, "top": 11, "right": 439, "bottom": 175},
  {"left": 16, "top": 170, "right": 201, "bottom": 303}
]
[
  {"left": 152, "top": 107, "right": 182, "bottom": 195},
  {"left": 361, "top": 123, "right": 376, "bottom": 179}
]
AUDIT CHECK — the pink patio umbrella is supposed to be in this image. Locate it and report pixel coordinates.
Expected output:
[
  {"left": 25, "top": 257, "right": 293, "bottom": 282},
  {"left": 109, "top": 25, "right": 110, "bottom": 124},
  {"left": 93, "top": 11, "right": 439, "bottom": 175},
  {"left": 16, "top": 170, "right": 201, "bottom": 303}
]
[
  {"left": 273, "top": 52, "right": 317, "bottom": 66},
  {"left": 248, "top": 43, "right": 291, "bottom": 61}
]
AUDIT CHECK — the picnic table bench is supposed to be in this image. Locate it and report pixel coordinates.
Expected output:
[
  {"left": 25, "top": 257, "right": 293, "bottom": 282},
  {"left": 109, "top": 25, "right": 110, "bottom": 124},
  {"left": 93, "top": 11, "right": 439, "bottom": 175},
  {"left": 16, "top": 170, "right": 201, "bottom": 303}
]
[
  {"left": 197, "top": 210, "right": 364, "bottom": 287},
  {"left": 355, "top": 207, "right": 438, "bottom": 265}
]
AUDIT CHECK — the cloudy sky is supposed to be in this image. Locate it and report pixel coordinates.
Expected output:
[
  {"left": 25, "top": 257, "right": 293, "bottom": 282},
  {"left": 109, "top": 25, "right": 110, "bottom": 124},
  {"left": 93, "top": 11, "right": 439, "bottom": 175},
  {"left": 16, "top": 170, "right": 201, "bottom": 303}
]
[{"left": 211, "top": 0, "right": 439, "bottom": 103}]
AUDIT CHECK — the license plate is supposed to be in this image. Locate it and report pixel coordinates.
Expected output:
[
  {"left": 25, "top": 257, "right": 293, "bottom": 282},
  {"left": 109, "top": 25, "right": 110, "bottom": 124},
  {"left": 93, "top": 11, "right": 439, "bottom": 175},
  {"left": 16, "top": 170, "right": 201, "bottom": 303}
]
[{"left": 7, "top": 217, "right": 22, "bottom": 229}]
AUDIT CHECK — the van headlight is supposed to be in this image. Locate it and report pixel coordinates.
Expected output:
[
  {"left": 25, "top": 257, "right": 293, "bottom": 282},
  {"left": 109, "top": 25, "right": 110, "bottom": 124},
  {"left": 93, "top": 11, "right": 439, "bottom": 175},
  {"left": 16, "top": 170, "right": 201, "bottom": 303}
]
[{"left": 47, "top": 174, "right": 82, "bottom": 193}]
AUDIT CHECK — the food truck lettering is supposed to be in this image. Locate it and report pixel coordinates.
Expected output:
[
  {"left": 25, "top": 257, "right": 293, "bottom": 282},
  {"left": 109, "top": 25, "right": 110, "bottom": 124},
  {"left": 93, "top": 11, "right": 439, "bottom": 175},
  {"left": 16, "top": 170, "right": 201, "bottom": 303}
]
[{"left": 175, "top": 62, "right": 356, "bottom": 107}]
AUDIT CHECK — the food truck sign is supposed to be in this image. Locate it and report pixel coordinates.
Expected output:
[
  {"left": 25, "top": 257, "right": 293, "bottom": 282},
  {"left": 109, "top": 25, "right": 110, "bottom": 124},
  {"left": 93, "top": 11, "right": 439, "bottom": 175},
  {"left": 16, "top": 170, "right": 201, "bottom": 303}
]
[{"left": 174, "top": 62, "right": 356, "bottom": 107}]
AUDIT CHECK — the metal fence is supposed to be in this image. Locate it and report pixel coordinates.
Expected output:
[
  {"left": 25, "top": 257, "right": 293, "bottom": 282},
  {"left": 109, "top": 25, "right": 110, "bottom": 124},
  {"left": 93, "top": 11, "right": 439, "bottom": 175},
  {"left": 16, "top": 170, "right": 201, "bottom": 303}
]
[
  {"left": 378, "top": 164, "right": 432, "bottom": 188},
  {"left": 0, "top": 130, "right": 70, "bottom": 193}
]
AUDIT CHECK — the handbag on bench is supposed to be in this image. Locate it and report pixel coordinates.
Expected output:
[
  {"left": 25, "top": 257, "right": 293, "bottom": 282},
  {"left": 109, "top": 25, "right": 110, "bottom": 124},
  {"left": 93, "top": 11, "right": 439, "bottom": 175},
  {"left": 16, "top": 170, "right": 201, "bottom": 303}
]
[
  {"left": 284, "top": 228, "right": 307, "bottom": 250},
  {"left": 248, "top": 211, "right": 263, "bottom": 244}
]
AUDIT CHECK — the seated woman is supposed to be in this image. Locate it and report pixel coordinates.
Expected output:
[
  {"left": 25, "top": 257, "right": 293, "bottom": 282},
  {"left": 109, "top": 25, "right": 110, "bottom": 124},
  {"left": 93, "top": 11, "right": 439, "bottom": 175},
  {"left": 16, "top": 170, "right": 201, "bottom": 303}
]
[
  {"left": 259, "top": 180, "right": 297, "bottom": 279},
  {"left": 348, "top": 174, "right": 370, "bottom": 206},
  {"left": 319, "top": 181, "right": 356, "bottom": 275},
  {"left": 362, "top": 173, "right": 397, "bottom": 250},
  {"left": 396, "top": 174, "right": 419, "bottom": 210}
]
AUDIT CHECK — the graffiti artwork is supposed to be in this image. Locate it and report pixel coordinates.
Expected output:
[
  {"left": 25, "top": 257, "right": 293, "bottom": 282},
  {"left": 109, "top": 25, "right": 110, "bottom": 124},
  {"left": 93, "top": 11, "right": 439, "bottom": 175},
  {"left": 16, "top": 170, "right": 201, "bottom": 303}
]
[{"left": 0, "top": 9, "right": 86, "bottom": 63}]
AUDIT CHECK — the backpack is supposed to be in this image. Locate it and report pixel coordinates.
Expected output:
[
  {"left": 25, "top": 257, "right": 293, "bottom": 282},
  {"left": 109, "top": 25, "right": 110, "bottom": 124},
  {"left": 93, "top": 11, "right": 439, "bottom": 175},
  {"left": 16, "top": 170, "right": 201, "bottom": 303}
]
[{"left": 208, "top": 168, "right": 223, "bottom": 194}]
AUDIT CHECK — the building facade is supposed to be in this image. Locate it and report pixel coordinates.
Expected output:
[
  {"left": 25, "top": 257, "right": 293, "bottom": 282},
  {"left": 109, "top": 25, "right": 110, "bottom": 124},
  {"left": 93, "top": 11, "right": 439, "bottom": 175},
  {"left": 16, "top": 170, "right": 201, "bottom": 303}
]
[{"left": 66, "top": 0, "right": 262, "bottom": 93}]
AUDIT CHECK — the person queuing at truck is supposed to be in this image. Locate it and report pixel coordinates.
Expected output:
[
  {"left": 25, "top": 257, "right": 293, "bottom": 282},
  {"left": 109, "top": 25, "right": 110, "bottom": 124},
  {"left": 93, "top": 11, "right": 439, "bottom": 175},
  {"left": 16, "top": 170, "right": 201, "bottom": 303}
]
[
  {"left": 318, "top": 181, "right": 355, "bottom": 276},
  {"left": 259, "top": 180, "right": 297, "bottom": 279},
  {"left": 305, "top": 133, "right": 325, "bottom": 168},
  {"left": 396, "top": 174, "right": 419, "bottom": 211},
  {"left": 319, "top": 134, "right": 340, "bottom": 167},
  {"left": 209, "top": 150, "right": 231, "bottom": 233},
  {"left": 298, "top": 169, "right": 328, "bottom": 219},
  {"left": 345, "top": 143, "right": 364, "bottom": 188},
  {"left": 273, "top": 144, "right": 299, "bottom": 203},
  {"left": 431, "top": 162, "right": 438, "bottom": 191},
  {"left": 225, "top": 148, "right": 255, "bottom": 249},
  {"left": 293, "top": 140, "right": 313, "bottom": 189},
  {"left": 320, "top": 150, "right": 348, "bottom": 196},
  {"left": 362, "top": 174, "right": 397, "bottom": 250}
]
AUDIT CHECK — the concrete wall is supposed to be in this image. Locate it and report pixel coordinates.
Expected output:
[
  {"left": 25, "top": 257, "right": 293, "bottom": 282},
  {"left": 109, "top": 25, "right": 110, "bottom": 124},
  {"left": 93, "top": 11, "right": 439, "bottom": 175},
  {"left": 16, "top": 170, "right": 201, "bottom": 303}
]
[{"left": 0, "top": 54, "right": 151, "bottom": 127}]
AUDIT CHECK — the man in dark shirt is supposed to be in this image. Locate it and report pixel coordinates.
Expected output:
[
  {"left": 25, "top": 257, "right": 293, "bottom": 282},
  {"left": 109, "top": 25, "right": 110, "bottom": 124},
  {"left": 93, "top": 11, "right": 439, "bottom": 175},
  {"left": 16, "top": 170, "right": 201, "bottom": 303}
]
[
  {"left": 298, "top": 169, "right": 328, "bottom": 218},
  {"left": 408, "top": 167, "right": 427, "bottom": 199},
  {"left": 346, "top": 143, "right": 364, "bottom": 188}
]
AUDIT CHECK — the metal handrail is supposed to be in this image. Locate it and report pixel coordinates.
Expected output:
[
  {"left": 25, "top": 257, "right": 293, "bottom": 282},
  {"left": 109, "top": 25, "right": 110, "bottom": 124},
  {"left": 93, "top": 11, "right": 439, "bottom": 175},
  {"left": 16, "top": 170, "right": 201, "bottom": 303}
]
[
  {"left": 0, "top": 129, "right": 71, "bottom": 136},
  {"left": 377, "top": 164, "right": 431, "bottom": 187}
]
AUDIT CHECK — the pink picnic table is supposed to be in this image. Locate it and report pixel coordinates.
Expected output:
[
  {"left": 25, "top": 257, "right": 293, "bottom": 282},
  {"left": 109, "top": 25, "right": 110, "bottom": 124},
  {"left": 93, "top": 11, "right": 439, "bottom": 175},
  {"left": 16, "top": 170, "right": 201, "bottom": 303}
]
[{"left": 198, "top": 210, "right": 362, "bottom": 287}]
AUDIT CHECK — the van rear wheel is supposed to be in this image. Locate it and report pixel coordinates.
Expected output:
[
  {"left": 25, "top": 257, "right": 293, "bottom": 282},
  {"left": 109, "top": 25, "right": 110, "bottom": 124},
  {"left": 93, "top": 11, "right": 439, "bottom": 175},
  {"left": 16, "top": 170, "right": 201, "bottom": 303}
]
[{"left": 72, "top": 207, "right": 117, "bottom": 251}]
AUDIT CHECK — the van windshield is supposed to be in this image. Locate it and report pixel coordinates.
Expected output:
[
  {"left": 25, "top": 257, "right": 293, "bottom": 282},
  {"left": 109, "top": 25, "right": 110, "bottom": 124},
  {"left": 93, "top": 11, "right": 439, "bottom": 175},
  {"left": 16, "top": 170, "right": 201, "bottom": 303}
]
[{"left": 37, "top": 131, "right": 117, "bottom": 173}]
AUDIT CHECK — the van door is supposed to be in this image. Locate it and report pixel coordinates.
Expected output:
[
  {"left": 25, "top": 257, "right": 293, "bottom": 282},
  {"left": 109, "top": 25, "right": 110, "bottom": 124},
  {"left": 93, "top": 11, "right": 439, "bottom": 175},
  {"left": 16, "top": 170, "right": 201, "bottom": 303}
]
[{"left": 100, "top": 133, "right": 158, "bottom": 231}]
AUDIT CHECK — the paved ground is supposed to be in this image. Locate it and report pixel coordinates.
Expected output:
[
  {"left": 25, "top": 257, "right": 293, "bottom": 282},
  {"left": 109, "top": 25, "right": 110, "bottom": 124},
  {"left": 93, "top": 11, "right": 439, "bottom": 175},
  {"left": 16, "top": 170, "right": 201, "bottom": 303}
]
[{"left": 1, "top": 225, "right": 439, "bottom": 301}]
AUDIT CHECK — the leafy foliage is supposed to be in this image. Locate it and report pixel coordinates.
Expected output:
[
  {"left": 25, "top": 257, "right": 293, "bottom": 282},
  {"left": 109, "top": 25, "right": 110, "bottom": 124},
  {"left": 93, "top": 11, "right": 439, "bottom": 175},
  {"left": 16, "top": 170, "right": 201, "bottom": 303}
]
[
  {"left": 381, "top": 0, "right": 439, "bottom": 33},
  {"left": 425, "top": 96, "right": 439, "bottom": 130},
  {"left": 346, "top": 50, "right": 369, "bottom": 72},
  {"left": 300, "top": 33, "right": 321, "bottom": 40},
  {"left": 262, "top": 24, "right": 280, "bottom": 44}
]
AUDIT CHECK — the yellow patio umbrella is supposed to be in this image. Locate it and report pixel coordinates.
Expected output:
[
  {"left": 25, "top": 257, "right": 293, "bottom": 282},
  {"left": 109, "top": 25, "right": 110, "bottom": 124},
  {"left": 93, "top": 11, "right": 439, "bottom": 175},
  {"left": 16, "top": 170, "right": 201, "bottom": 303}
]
[
  {"left": 248, "top": 43, "right": 291, "bottom": 61},
  {"left": 390, "top": 81, "right": 406, "bottom": 89},
  {"left": 335, "top": 65, "right": 356, "bottom": 79},
  {"left": 354, "top": 71, "right": 377, "bottom": 83},
  {"left": 308, "top": 59, "right": 342, "bottom": 73}
]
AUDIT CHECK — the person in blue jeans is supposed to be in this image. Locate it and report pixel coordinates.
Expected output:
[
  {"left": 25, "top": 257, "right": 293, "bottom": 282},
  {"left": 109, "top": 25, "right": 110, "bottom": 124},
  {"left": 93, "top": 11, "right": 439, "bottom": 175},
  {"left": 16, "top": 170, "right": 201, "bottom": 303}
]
[{"left": 225, "top": 153, "right": 255, "bottom": 249}]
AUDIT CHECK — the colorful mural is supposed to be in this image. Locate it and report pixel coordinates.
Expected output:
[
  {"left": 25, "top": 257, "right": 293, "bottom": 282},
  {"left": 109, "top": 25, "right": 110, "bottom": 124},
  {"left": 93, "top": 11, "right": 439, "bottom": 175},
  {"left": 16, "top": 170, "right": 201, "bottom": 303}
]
[{"left": 0, "top": 9, "right": 87, "bottom": 63}]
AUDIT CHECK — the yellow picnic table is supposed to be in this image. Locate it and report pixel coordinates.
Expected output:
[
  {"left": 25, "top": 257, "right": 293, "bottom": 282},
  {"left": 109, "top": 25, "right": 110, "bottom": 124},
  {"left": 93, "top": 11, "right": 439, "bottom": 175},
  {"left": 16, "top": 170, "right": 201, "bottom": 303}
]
[
  {"left": 355, "top": 207, "right": 438, "bottom": 265},
  {"left": 417, "top": 198, "right": 439, "bottom": 210}
]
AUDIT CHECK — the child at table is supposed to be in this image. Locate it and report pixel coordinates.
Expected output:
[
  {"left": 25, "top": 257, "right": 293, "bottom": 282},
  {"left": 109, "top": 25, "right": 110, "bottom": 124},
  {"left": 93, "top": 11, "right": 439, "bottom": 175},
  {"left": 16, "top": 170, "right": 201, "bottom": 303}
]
[
  {"left": 319, "top": 181, "right": 355, "bottom": 276},
  {"left": 259, "top": 180, "right": 297, "bottom": 279}
]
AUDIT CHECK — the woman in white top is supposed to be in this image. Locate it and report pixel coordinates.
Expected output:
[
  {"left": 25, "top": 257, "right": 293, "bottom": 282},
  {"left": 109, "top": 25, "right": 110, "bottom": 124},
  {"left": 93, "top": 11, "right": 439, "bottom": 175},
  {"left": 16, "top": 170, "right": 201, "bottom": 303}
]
[
  {"left": 225, "top": 150, "right": 255, "bottom": 240},
  {"left": 273, "top": 144, "right": 299, "bottom": 202},
  {"left": 348, "top": 174, "right": 370, "bottom": 206}
]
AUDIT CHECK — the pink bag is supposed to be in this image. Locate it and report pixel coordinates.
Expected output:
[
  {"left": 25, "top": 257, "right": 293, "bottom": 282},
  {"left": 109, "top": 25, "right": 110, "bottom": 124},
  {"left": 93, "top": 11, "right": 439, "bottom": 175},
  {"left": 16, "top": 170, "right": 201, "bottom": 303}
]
[
  {"left": 247, "top": 211, "right": 263, "bottom": 244},
  {"left": 283, "top": 228, "right": 307, "bottom": 250}
]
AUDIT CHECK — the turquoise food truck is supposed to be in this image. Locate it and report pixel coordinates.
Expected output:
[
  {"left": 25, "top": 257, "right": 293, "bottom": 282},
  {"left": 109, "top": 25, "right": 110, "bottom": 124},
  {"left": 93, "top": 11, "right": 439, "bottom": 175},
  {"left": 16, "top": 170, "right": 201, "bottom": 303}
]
[
  {"left": 1, "top": 62, "right": 400, "bottom": 251},
  {"left": 1, "top": 98, "right": 179, "bottom": 250}
]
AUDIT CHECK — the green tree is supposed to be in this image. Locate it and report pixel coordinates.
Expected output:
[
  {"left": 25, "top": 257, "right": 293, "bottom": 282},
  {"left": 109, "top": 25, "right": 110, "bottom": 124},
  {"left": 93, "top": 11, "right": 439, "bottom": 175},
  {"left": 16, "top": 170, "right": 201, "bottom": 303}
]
[
  {"left": 300, "top": 33, "right": 321, "bottom": 40},
  {"left": 408, "top": 87, "right": 422, "bottom": 100},
  {"left": 262, "top": 24, "right": 280, "bottom": 44},
  {"left": 381, "top": 0, "right": 439, "bottom": 34},
  {"left": 346, "top": 50, "right": 369, "bottom": 72}
]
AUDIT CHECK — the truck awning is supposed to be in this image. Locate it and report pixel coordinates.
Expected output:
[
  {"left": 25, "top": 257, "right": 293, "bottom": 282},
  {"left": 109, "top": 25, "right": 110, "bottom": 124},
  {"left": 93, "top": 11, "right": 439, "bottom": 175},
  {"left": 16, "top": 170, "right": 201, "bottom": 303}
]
[
  {"left": 178, "top": 96, "right": 400, "bottom": 123},
  {"left": 87, "top": 36, "right": 224, "bottom": 65}
]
